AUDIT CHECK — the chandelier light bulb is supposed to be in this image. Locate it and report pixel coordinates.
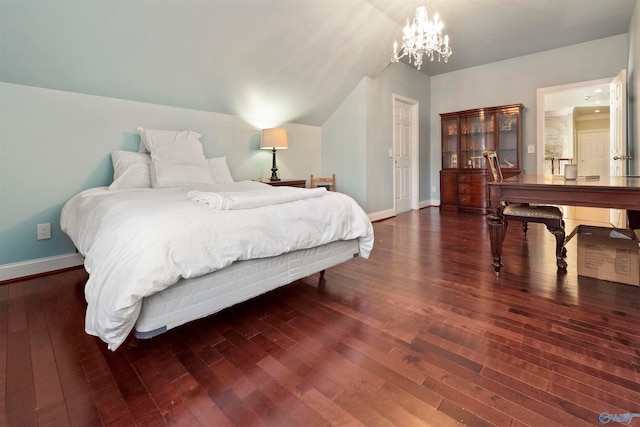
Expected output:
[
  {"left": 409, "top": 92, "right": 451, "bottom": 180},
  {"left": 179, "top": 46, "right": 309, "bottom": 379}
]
[{"left": 391, "top": 4, "right": 452, "bottom": 70}]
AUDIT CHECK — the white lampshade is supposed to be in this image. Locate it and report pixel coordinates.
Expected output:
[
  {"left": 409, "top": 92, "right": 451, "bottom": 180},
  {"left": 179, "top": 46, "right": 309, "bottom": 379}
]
[{"left": 261, "top": 128, "right": 288, "bottom": 150}]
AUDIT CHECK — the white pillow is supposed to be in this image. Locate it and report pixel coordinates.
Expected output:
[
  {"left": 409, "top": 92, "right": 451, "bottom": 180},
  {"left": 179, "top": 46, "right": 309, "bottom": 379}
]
[
  {"left": 108, "top": 151, "right": 151, "bottom": 190},
  {"left": 150, "top": 160, "right": 215, "bottom": 188},
  {"left": 137, "top": 127, "right": 203, "bottom": 153},
  {"left": 141, "top": 128, "right": 215, "bottom": 188},
  {"left": 207, "top": 157, "right": 234, "bottom": 184},
  {"left": 142, "top": 129, "right": 206, "bottom": 162}
]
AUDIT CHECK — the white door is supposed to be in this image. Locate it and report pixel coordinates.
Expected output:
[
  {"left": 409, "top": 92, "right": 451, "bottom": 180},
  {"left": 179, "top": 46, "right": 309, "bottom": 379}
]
[
  {"left": 572, "top": 130, "right": 610, "bottom": 224},
  {"left": 610, "top": 69, "right": 627, "bottom": 227},
  {"left": 393, "top": 97, "right": 417, "bottom": 213},
  {"left": 578, "top": 130, "right": 609, "bottom": 177}
]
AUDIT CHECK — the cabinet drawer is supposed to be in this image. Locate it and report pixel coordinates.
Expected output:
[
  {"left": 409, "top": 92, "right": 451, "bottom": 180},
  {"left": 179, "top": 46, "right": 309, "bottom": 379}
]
[
  {"left": 458, "top": 183, "right": 486, "bottom": 196},
  {"left": 457, "top": 173, "right": 486, "bottom": 184},
  {"left": 458, "top": 194, "right": 487, "bottom": 207}
]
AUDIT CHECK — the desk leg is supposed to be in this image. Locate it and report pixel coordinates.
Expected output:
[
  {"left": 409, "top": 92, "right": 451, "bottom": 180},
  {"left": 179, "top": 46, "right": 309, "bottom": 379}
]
[{"left": 488, "top": 207, "right": 506, "bottom": 276}]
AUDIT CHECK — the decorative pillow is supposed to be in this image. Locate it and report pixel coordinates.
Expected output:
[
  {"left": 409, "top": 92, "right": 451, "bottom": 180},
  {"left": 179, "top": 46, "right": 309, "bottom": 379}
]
[
  {"left": 137, "top": 127, "right": 203, "bottom": 153},
  {"left": 108, "top": 151, "right": 152, "bottom": 190},
  {"left": 207, "top": 156, "right": 234, "bottom": 184},
  {"left": 150, "top": 160, "right": 215, "bottom": 188},
  {"left": 141, "top": 128, "right": 215, "bottom": 188}
]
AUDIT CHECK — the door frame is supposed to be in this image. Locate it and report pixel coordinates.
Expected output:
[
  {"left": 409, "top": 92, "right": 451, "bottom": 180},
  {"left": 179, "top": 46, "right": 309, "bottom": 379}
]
[
  {"left": 537, "top": 71, "right": 628, "bottom": 227},
  {"left": 536, "top": 77, "right": 612, "bottom": 174},
  {"left": 392, "top": 94, "right": 419, "bottom": 211}
]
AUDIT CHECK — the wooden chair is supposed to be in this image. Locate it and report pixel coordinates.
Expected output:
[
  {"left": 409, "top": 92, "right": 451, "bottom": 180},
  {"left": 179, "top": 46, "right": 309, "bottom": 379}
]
[
  {"left": 310, "top": 174, "right": 336, "bottom": 191},
  {"left": 483, "top": 150, "right": 567, "bottom": 271}
]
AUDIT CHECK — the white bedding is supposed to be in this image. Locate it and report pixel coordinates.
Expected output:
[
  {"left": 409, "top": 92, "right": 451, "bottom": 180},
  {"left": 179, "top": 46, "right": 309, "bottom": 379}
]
[
  {"left": 188, "top": 185, "right": 327, "bottom": 209},
  {"left": 61, "top": 180, "right": 374, "bottom": 350}
]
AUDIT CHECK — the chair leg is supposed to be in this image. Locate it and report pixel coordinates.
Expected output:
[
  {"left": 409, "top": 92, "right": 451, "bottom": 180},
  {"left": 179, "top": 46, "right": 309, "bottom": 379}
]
[{"left": 546, "top": 224, "right": 567, "bottom": 271}]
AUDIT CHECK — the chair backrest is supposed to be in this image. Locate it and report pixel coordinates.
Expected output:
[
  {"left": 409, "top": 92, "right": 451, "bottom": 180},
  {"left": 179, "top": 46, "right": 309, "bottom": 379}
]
[
  {"left": 482, "top": 150, "right": 503, "bottom": 183},
  {"left": 310, "top": 174, "right": 336, "bottom": 191}
]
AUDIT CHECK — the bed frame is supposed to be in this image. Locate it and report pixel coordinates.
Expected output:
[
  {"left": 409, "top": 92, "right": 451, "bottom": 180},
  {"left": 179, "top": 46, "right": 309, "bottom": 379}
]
[{"left": 134, "top": 239, "right": 360, "bottom": 338}]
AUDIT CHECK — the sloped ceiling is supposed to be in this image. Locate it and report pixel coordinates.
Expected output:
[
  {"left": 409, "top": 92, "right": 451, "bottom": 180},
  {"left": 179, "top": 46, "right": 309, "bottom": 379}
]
[{"left": 0, "top": 0, "right": 636, "bottom": 126}]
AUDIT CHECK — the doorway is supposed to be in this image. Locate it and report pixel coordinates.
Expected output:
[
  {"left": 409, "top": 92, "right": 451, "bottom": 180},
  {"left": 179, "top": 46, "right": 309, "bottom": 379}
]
[
  {"left": 392, "top": 95, "right": 419, "bottom": 213},
  {"left": 537, "top": 78, "right": 612, "bottom": 175},
  {"left": 536, "top": 71, "right": 627, "bottom": 226}
]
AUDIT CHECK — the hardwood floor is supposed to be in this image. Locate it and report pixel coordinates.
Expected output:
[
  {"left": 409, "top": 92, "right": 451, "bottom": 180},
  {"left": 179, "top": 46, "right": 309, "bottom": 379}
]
[{"left": 2, "top": 208, "right": 640, "bottom": 426}]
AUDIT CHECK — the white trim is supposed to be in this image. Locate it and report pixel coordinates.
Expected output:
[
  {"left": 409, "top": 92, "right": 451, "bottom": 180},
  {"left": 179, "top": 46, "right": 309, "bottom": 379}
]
[
  {"left": 367, "top": 201, "right": 437, "bottom": 222},
  {"left": 420, "top": 199, "right": 438, "bottom": 209},
  {"left": 0, "top": 253, "right": 84, "bottom": 282},
  {"left": 575, "top": 113, "right": 609, "bottom": 122},
  {"left": 368, "top": 209, "right": 396, "bottom": 222}
]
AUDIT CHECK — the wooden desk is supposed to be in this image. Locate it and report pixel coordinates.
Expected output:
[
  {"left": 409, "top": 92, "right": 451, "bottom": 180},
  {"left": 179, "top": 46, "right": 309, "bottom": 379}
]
[{"left": 487, "top": 174, "right": 640, "bottom": 275}]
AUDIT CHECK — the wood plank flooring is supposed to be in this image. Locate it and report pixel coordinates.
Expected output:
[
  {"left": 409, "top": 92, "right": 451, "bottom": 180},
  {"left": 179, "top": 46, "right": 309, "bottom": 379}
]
[{"left": 2, "top": 208, "right": 640, "bottom": 426}]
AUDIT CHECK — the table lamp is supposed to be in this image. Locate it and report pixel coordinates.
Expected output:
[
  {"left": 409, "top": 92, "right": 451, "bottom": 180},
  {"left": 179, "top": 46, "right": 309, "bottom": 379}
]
[{"left": 260, "top": 128, "right": 288, "bottom": 181}]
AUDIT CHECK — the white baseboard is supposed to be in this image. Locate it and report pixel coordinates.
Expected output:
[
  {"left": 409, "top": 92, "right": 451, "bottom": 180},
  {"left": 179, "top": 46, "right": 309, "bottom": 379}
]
[
  {"left": 368, "top": 209, "right": 396, "bottom": 222},
  {"left": 0, "top": 253, "right": 84, "bottom": 282},
  {"left": 367, "top": 200, "right": 439, "bottom": 222},
  {"left": 420, "top": 199, "right": 439, "bottom": 209}
]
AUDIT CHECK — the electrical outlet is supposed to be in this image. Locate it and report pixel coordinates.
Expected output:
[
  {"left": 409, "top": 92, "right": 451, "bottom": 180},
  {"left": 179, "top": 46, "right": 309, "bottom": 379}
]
[
  {"left": 527, "top": 144, "right": 535, "bottom": 154},
  {"left": 432, "top": 186, "right": 437, "bottom": 193},
  {"left": 37, "top": 223, "right": 51, "bottom": 240}
]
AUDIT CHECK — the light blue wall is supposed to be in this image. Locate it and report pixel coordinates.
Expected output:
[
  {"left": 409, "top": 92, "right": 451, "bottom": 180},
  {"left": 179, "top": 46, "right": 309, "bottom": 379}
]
[
  {"left": 0, "top": 83, "right": 321, "bottom": 265},
  {"left": 321, "top": 62, "right": 431, "bottom": 214},
  {"left": 321, "top": 79, "right": 367, "bottom": 208},
  {"left": 366, "top": 63, "right": 431, "bottom": 211},
  {"left": 430, "top": 34, "right": 629, "bottom": 197}
]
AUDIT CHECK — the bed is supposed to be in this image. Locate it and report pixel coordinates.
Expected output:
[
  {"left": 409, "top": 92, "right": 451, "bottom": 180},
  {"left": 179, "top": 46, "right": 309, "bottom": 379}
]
[{"left": 60, "top": 129, "right": 374, "bottom": 350}]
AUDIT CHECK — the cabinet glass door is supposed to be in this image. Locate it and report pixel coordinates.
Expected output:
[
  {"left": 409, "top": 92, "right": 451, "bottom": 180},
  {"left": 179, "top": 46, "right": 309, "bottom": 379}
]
[
  {"left": 442, "top": 118, "right": 458, "bottom": 168},
  {"left": 497, "top": 110, "right": 519, "bottom": 169},
  {"left": 460, "top": 113, "right": 494, "bottom": 169}
]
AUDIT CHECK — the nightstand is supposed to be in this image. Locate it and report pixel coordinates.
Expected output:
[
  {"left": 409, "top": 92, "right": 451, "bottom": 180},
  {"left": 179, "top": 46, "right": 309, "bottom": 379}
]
[{"left": 259, "top": 179, "right": 306, "bottom": 188}]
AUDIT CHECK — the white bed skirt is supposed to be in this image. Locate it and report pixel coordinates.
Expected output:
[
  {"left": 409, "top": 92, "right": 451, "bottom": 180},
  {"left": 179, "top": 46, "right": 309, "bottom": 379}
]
[{"left": 134, "top": 239, "right": 360, "bottom": 338}]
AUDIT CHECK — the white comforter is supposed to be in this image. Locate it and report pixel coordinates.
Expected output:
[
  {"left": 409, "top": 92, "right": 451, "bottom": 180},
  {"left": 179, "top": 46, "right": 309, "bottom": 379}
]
[
  {"left": 61, "top": 180, "right": 374, "bottom": 350},
  {"left": 188, "top": 186, "right": 327, "bottom": 209}
]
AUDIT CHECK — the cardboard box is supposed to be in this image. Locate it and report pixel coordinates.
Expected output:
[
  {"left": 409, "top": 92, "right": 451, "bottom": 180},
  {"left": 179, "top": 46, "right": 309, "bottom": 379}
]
[{"left": 574, "top": 225, "right": 640, "bottom": 286}]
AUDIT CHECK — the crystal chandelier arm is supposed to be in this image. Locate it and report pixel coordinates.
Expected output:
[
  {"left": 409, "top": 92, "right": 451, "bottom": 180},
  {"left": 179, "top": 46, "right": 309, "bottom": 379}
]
[{"left": 390, "top": 4, "right": 452, "bottom": 70}]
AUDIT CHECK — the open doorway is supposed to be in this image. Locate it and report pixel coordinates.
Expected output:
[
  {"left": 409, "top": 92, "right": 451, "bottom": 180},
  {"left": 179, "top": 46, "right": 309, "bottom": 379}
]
[
  {"left": 537, "top": 79, "right": 611, "bottom": 176},
  {"left": 536, "top": 71, "right": 627, "bottom": 226}
]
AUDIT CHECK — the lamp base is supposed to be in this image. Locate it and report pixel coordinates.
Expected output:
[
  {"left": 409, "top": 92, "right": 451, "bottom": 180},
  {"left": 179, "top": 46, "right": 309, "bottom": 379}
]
[{"left": 269, "top": 147, "right": 280, "bottom": 181}]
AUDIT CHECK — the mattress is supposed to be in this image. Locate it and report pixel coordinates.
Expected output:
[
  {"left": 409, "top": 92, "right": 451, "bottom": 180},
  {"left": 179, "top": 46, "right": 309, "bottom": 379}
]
[{"left": 135, "top": 239, "right": 360, "bottom": 338}]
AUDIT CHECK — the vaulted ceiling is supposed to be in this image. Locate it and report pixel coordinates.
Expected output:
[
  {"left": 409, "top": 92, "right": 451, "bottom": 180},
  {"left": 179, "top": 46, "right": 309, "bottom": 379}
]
[{"left": 0, "top": 0, "right": 636, "bottom": 126}]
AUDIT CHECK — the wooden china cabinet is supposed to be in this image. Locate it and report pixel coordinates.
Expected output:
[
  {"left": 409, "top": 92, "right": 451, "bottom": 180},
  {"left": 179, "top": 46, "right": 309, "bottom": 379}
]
[{"left": 440, "top": 104, "right": 523, "bottom": 214}]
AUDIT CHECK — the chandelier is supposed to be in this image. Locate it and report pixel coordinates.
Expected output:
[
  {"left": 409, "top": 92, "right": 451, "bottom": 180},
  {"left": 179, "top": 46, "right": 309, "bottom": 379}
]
[{"left": 391, "top": 4, "right": 452, "bottom": 70}]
